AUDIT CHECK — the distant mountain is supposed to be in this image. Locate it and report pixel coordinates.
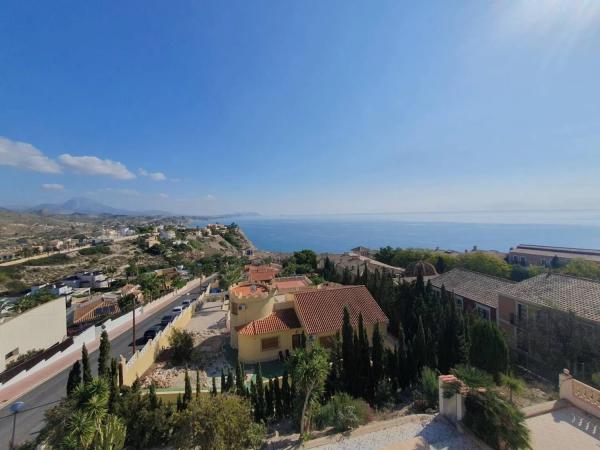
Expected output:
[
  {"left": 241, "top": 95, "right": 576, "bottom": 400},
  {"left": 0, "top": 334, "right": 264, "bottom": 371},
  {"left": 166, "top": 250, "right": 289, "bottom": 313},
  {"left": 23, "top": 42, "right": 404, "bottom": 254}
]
[{"left": 26, "top": 197, "right": 171, "bottom": 217}]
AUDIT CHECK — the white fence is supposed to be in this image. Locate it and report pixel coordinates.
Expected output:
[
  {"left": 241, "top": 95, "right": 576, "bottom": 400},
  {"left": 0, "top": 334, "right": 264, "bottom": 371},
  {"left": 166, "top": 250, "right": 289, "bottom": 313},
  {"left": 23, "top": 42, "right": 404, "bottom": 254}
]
[{"left": 0, "top": 276, "right": 208, "bottom": 389}]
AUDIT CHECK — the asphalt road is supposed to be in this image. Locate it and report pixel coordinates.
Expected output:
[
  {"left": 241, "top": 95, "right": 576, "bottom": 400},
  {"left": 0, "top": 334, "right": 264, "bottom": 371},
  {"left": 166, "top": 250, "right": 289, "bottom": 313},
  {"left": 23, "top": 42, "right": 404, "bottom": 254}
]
[{"left": 0, "top": 283, "right": 210, "bottom": 447}]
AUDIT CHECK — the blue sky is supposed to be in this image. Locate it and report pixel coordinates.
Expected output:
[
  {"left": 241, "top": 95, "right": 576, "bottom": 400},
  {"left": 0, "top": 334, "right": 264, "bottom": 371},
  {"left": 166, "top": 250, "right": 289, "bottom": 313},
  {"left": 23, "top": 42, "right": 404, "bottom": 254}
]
[{"left": 1, "top": 1, "right": 600, "bottom": 215}]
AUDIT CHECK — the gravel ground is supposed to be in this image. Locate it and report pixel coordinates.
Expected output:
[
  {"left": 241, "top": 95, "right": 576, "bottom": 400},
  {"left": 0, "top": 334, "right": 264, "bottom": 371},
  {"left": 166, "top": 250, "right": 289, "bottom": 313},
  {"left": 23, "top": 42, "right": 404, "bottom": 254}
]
[{"left": 316, "top": 416, "right": 479, "bottom": 450}]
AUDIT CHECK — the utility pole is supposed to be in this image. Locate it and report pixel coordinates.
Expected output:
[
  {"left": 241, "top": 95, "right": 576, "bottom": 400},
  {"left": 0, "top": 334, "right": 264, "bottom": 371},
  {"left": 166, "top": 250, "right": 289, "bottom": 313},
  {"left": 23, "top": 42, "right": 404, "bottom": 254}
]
[{"left": 9, "top": 402, "right": 24, "bottom": 449}]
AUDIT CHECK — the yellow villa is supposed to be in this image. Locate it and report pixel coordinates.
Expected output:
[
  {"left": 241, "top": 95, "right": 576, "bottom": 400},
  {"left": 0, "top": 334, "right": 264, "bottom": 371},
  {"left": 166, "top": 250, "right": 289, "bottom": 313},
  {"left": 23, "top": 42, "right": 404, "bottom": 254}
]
[{"left": 228, "top": 282, "right": 389, "bottom": 363}]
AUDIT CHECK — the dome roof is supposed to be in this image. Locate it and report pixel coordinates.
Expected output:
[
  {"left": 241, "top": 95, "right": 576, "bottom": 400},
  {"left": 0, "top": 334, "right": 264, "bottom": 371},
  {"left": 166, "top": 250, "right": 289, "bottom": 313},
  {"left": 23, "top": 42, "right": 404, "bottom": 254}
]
[{"left": 404, "top": 260, "right": 438, "bottom": 277}]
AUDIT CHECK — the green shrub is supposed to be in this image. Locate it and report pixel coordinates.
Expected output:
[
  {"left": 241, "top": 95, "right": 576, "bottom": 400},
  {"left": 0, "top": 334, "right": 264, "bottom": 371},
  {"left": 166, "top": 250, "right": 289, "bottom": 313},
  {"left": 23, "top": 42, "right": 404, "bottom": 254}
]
[
  {"left": 314, "top": 393, "right": 371, "bottom": 432},
  {"left": 169, "top": 329, "right": 194, "bottom": 365},
  {"left": 79, "top": 245, "right": 112, "bottom": 256},
  {"left": 451, "top": 364, "right": 494, "bottom": 389},
  {"left": 417, "top": 367, "right": 439, "bottom": 410},
  {"left": 464, "top": 390, "right": 531, "bottom": 450}
]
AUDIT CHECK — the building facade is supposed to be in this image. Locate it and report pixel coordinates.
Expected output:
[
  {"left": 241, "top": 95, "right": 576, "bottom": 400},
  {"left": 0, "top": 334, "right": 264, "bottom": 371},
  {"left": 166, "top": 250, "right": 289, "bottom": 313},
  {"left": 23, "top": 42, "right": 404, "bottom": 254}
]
[
  {"left": 508, "top": 244, "right": 600, "bottom": 267},
  {"left": 0, "top": 297, "right": 67, "bottom": 372},
  {"left": 229, "top": 283, "right": 389, "bottom": 363}
]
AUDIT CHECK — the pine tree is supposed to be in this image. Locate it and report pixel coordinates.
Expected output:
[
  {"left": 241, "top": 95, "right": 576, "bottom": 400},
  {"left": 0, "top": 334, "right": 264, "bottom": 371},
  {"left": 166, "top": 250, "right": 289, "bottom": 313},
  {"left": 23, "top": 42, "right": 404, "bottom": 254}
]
[
  {"left": 196, "top": 369, "right": 201, "bottom": 398},
  {"left": 435, "top": 255, "right": 446, "bottom": 274},
  {"left": 98, "top": 330, "right": 110, "bottom": 378},
  {"left": 81, "top": 344, "right": 92, "bottom": 384},
  {"left": 397, "top": 323, "right": 410, "bottom": 388},
  {"left": 212, "top": 377, "right": 217, "bottom": 396},
  {"left": 341, "top": 307, "right": 354, "bottom": 393},
  {"left": 357, "top": 313, "right": 371, "bottom": 400},
  {"left": 66, "top": 361, "right": 81, "bottom": 396},
  {"left": 371, "top": 323, "right": 384, "bottom": 400},
  {"left": 183, "top": 368, "right": 192, "bottom": 405}
]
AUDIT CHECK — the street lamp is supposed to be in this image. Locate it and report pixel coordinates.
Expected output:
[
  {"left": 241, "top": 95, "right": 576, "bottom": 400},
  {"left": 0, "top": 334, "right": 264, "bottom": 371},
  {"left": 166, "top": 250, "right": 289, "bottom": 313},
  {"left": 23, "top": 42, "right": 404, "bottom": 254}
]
[{"left": 9, "top": 401, "right": 25, "bottom": 450}]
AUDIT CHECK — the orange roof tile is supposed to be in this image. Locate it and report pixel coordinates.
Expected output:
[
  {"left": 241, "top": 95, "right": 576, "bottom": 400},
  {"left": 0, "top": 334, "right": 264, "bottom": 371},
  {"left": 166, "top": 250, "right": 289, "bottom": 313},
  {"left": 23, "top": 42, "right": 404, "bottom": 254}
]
[
  {"left": 293, "top": 285, "right": 388, "bottom": 335},
  {"left": 237, "top": 308, "right": 302, "bottom": 336}
]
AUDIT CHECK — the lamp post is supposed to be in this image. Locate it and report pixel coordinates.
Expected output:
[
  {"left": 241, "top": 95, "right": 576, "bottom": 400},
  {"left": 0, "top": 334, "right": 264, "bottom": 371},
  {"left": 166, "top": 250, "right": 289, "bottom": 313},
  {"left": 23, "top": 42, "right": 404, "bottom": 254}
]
[{"left": 9, "top": 401, "right": 24, "bottom": 449}]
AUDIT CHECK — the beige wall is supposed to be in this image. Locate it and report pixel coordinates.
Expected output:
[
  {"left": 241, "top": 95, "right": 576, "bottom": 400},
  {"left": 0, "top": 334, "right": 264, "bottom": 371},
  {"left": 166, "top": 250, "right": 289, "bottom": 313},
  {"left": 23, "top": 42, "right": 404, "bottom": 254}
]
[
  {"left": 238, "top": 328, "right": 303, "bottom": 363},
  {"left": 0, "top": 297, "right": 67, "bottom": 372},
  {"left": 120, "top": 303, "right": 193, "bottom": 386},
  {"left": 229, "top": 295, "right": 275, "bottom": 349}
]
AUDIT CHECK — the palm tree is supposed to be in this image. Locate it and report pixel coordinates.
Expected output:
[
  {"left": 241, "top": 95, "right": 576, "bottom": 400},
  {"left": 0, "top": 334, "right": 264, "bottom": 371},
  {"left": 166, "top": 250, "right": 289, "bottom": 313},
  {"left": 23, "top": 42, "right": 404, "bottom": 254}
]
[
  {"left": 291, "top": 345, "right": 331, "bottom": 435},
  {"left": 500, "top": 373, "right": 525, "bottom": 404}
]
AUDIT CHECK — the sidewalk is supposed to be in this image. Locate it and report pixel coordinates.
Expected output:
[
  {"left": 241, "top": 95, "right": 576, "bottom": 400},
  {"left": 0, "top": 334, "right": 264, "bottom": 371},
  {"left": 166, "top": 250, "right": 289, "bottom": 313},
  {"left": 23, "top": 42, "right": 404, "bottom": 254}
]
[{"left": 0, "top": 276, "right": 209, "bottom": 407}]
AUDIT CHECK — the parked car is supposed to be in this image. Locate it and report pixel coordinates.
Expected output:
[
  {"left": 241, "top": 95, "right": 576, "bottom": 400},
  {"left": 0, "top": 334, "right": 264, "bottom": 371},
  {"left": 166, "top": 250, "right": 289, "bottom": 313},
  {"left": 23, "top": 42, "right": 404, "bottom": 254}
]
[
  {"left": 172, "top": 306, "right": 184, "bottom": 314},
  {"left": 160, "top": 314, "right": 175, "bottom": 326},
  {"left": 143, "top": 325, "right": 162, "bottom": 341},
  {"left": 181, "top": 299, "right": 191, "bottom": 309}
]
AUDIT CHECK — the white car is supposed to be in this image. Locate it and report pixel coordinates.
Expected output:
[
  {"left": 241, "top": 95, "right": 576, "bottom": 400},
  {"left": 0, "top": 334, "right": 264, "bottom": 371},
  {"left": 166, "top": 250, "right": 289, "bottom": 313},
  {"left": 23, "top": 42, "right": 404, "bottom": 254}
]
[{"left": 172, "top": 306, "right": 183, "bottom": 314}]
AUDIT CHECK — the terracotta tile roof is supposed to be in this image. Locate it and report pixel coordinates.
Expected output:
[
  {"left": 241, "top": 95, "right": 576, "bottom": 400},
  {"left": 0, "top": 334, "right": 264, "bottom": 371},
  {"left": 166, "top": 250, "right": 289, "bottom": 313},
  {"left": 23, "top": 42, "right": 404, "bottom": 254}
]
[
  {"left": 236, "top": 308, "right": 302, "bottom": 336},
  {"left": 245, "top": 265, "right": 279, "bottom": 282},
  {"left": 499, "top": 273, "right": 600, "bottom": 324},
  {"left": 431, "top": 268, "right": 515, "bottom": 309},
  {"left": 230, "top": 283, "right": 270, "bottom": 298},
  {"left": 273, "top": 276, "right": 312, "bottom": 292},
  {"left": 294, "top": 285, "right": 388, "bottom": 335}
]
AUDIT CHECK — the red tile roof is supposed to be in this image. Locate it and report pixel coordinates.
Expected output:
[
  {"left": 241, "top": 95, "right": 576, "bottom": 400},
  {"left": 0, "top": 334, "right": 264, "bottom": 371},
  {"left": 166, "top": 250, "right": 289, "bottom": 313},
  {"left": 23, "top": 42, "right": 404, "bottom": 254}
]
[
  {"left": 245, "top": 265, "right": 279, "bottom": 282},
  {"left": 236, "top": 308, "right": 302, "bottom": 336},
  {"left": 294, "top": 285, "right": 388, "bottom": 335}
]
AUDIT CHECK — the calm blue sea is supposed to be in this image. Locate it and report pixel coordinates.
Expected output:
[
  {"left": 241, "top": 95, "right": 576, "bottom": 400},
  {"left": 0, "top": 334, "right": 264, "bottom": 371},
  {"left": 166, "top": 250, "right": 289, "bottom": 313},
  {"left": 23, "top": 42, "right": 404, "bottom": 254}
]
[{"left": 193, "top": 211, "right": 600, "bottom": 253}]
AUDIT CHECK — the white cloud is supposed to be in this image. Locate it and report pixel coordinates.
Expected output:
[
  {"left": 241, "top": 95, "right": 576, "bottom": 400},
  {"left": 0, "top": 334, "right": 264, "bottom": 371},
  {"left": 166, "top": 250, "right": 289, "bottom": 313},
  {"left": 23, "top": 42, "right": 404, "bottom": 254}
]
[
  {"left": 59, "top": 154, "right": 135, "bottom": 180},
  {"left": 158, "top": 193, "right": 169, "bottom": 199},
  {"left": 41, "top": 183, "right": 65, "bottom": 191},
  {"left": 205, "top": 194, "right": 216, "bottom": 200},
  {"left": 0, "top": 136, "right": 62, "bottom": 174},
  {"left": 139, "top": 168, "right": 167, "bottom": 181},
  {"left": 97, "top": 187, "right": 140, "bottom": 196}
]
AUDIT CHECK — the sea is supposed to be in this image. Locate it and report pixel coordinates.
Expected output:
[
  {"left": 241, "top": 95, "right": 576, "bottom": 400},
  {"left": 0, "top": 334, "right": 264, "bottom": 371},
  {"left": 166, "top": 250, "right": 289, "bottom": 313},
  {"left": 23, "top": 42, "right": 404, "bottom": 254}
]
[{"left": 192, "top": 210, "right": 600, "bottom": 254}]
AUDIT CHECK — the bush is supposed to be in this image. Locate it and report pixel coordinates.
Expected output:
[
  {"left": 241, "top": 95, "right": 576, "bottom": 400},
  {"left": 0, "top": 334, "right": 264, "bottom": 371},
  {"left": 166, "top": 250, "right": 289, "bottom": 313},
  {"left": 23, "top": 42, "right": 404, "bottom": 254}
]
[
  {"left": 79, "top": 245, "right": 112, "bottom": 256},
  {"left": 416, "top": 367, "right": 439, "bottom": 410},
  {"left": 451, "top": 364, "right": 494, "bottom": 389},
  {"left": 314, "top": 393, "right": 371, "bottom": 432},
  {"left": 169, "top": 329, "right": 194, "bottom": 365},
  {"left": 464, "top": 390, "right": 531, "bottom": 450}
]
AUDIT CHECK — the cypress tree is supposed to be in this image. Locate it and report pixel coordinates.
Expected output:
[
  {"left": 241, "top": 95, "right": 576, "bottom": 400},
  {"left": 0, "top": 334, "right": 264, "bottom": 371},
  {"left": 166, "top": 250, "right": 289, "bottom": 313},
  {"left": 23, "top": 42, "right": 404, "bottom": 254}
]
[
  {"left": 98, "top": 330, "right": 110, "bottom": 378},
  {"left": 357, "top": 313, "right": 370, "bottom": 399},
  {"left": 176, "top": 393, "right": 183, "bottom": 411},
  {"left": 226, "top": 368, "right": 234, "bottom": 392},
  {"left": 282, "top": 370, "right": 292, "bottom": 417},
  {"left": 81, "top": 344, "right": 92, "bottom": 384},
  {"left": 397, "top": 323, "right": 409, "bottom": 388},
  {"left": 184, "top": 368, "right": 192, "bottom": 404},
  {"left": 255, "top": 363, "right": 266, "bottom": 421},
  {"left": 236, "top": 361, "right": 245, "bottom": 395},
  {"left": 108, "top": 358, "right": 119, "bottom": 411},
  {"left": 196, "top": 369, "right": 201, "bottom": 398},
  {"left": 212, "top": 377, "right": 217, "bottom": 396},
  {"left": 265, "top": 380, "right": 274, "bottom": 419},
  {"left": 414, "top": 316, "right": 427, "bottom": 375},
  {"left": 341, "top": 307, "right": 354, "bottom": 393},
  {"left": 66, "top": 361, "right": 81, "bottom": 396},
  {"left": 341, "top": 266, "right": 352, "bottom": 285},
  {"left": 274, "top": 377, "right": 283, "bottom": 420},
  {"left": 371, "top": 323, "right": 384, "bottom": 400},
  {"left": 220, "top": 369, "right": 226, "bottom": 393},
  {"left": 149, "top": 383, "right": 160, "bottom": 409}
]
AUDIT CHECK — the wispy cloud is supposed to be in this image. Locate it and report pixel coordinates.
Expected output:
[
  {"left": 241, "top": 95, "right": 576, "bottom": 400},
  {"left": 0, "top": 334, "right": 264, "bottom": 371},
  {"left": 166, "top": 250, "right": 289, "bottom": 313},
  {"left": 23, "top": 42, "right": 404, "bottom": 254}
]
[
  {"left": 41, "top": 183, "right": 65, "bottom": 191},
  {"left": 205, "top": 194, "right": 216, "bottom": 201},
  {"left": 96, "top": 187, "right": 140, "bottom": 196},
  {"left": 139, "top": 168, "right": 167, "bottom": 181},
  {"left": 59, "top": 154, "right": 136, "bottom": 180},
  {"left": 494, "top": 0, "right": 600, "bottom": 51},
  {"left": 158, "top": 193, "right": 169, "bottom": 199},
  {"left": 0, "top": 136, "right": 62, "bottom": 174}
]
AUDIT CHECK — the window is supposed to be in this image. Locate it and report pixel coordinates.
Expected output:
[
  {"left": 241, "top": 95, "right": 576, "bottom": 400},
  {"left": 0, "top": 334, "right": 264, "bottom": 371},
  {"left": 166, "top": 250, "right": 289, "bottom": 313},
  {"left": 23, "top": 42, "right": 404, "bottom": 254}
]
[
  {"left": 455, "top": 296, "right": 464, "bottom": 309},
  {"left": 231, "top": 302, "right": 238, "bottom": 315},
  {"left": 261, "top": 337, "right": 279, "bottom": 351},
  {"left": 318, "top": 335, "right": 335, "bottom": 349},
  {"left": 517, "top": 303, "right": 528, "bottom": 322},
  {"left": 292, "top": 333, "right": 303, "bottom": 349},
  {"left": 476, "top": 304, "right": 490, "bottom": 321},
  {"left": 5, "top": 348, "right": 19, "bottom": 361}
]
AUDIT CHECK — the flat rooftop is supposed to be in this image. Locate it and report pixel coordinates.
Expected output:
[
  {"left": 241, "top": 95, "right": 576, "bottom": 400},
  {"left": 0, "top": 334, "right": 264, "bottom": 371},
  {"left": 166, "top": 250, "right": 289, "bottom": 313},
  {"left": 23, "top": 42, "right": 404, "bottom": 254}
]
[{"left": 526, "top": 406, "right": 600, "bottom": 449}]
